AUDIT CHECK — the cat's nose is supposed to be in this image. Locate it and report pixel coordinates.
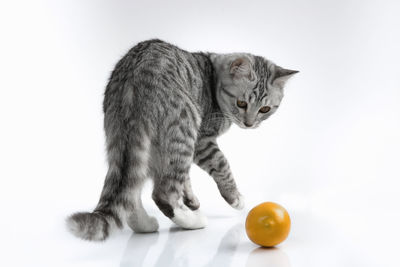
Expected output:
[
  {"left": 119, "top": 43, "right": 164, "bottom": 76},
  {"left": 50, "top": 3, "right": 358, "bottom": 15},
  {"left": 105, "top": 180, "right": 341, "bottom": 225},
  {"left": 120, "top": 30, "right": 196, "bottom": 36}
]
[{"left": 244, "top": 122, "right": 253, "bottom": 127}]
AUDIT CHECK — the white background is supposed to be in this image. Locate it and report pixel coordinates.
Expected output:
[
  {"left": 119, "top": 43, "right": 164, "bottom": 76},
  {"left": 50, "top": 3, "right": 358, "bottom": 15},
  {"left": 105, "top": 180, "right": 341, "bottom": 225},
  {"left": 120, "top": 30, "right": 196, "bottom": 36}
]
[{"left": 1, "top": 0, "right": 399, "bottom": 266}]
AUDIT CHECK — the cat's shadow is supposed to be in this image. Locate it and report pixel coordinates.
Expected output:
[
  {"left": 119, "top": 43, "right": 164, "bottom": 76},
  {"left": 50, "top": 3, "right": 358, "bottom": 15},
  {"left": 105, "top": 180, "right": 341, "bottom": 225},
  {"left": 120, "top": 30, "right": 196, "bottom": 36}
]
[
  {"left": 119, "top": 222, "right": 242, "bottom": 267},
  {"left": 119, "top": 221, "right": 290, "bottom": 267}
]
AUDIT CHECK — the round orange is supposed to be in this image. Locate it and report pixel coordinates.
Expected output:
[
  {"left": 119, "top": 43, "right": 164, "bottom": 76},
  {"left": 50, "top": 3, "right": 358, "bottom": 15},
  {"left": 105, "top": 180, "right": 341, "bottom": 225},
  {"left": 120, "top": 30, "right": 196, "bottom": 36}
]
[{"left": 245, "top": 202, "right": 291, "bottom": 247}]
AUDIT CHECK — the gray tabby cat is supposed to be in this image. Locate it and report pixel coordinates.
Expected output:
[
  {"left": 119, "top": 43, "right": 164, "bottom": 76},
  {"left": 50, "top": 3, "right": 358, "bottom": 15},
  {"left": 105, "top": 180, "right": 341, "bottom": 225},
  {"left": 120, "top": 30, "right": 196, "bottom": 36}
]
[{"left": 66, "top": 39, "right": 297, "bottom": 241}]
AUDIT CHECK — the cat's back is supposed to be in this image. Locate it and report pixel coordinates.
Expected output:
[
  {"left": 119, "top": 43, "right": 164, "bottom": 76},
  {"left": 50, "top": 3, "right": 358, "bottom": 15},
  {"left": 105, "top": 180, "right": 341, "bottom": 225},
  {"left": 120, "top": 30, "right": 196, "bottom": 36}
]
[
  {"left": 113, "top": 39, "right": 197, "bottom": 83},
  {"left": 104, "top": 39, "right": 205, "bottom": 113}
]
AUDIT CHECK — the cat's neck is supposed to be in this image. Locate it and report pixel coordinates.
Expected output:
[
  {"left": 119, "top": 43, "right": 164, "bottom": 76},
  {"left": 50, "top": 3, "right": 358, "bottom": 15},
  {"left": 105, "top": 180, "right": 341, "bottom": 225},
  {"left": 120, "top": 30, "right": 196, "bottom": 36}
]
[
  {"left": 191, "top": 52, "right": 219, "bottom": 114},
  {"left": 191, "top": 52, "right": 232, "bottom": 138}
]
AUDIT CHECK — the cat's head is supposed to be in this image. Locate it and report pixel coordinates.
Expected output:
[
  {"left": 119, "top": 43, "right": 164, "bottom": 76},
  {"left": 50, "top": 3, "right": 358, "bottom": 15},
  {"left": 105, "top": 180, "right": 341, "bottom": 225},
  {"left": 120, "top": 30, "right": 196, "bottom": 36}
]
[{"left": 212, "top": 53, "right": 298, "bottom": 129}]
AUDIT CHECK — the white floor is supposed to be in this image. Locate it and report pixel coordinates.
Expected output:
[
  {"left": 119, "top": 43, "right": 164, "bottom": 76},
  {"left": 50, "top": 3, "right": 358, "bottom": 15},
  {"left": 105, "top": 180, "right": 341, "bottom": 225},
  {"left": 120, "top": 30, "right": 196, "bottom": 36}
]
[{"left": 3, "top": 195, "right": 399, "bottom": 267}]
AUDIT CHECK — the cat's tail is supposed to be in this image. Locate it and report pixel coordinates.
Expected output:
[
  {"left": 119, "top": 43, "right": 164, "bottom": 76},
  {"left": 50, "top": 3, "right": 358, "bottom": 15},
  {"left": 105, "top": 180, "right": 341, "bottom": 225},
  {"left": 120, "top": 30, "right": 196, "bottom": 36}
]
[
  {"left": 66, "top": 102, "right": 128, "bottom": 241},
  {"left": 66, "top": 210, "right": 121, "bottom": 241}
]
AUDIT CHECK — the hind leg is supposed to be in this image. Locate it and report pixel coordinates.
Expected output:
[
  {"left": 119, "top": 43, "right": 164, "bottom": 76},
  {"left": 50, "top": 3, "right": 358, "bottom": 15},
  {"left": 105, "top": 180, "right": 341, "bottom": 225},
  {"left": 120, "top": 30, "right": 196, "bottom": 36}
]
[
  {"left": 153, "top": 175, "right": 207, "bottom": 229},
  {"left": 124, "top": 134, "right": 159, "bottom": 233},
  {"left": 152, "top": 119, "right": 206, "bottom": 229},
  {"left": 126, "top": 187, "right": 159, "bottom": 233}
]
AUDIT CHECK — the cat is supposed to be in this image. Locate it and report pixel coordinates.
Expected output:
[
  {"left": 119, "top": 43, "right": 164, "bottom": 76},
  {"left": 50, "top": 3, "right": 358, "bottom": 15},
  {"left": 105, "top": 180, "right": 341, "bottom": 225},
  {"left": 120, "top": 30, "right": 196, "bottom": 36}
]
[{"left": 66, "top": 39, "right": 298, "bottom": 241}]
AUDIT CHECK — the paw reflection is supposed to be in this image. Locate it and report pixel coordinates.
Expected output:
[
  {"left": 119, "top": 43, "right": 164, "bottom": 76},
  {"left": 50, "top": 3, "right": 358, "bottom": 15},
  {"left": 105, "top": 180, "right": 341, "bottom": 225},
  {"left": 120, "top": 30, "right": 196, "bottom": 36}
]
[
  {"left": 120, "top": 232, "right": 159, "bottom": 267},
  {"left": 203, "top": 223, "right": 242, "bottom": 267},
  {"left": 120, "top": 221, "right": 246, "bottom": 267}
]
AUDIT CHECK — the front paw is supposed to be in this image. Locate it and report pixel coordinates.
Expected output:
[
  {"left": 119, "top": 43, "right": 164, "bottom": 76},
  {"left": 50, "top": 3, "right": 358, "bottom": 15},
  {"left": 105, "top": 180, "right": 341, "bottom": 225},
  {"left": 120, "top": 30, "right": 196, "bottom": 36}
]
[{"left": 230, "top": 194, "right": 245, "bottom": 210}]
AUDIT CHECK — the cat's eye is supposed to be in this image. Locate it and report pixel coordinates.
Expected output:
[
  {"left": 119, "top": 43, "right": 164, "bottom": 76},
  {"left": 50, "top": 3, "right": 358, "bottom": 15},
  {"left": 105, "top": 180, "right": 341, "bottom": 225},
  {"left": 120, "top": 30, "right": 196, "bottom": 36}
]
[
  {"left": 259, "top": 106, "right": 271, "bottom": 113},
  {"left": 237, "top": 100, "right": 247, "bottom": 109}
]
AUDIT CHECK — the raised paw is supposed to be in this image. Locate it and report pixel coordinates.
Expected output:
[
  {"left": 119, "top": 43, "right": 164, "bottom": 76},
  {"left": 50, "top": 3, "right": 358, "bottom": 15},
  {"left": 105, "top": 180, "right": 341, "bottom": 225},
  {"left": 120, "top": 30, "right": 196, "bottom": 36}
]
[{"left": 230, "top": 194, "right": 245, "bottom": 210}]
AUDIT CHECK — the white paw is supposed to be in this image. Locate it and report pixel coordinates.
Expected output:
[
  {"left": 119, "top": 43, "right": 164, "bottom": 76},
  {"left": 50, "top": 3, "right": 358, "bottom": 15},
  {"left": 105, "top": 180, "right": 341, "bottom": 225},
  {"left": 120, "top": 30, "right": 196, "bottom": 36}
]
[
  {"left": 146, "top": 216, "right": 160, "bottom": 232},
  {"left": 128, "top": 215, "right": 159, "bottom": 233},
  {"left": 172, "top": 208, "right": 208, "bottom": 229},
  {"left": 230, "top": 195, "right": 245, "bottom": 210}
]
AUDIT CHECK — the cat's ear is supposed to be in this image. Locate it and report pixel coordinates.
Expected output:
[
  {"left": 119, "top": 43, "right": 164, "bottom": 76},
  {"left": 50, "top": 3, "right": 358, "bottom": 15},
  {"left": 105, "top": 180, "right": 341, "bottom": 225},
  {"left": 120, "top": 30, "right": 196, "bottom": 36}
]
[
  {"left": 229, "top": 57, "right": 255, "bottom": 81},
  {"left": 272, "top": 65, "right": 299, "bottom": 88}
]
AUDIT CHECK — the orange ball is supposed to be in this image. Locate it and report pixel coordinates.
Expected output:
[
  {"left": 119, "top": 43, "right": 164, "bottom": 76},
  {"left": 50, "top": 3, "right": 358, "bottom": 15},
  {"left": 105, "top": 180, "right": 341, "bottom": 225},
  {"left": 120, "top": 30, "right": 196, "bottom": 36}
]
[{"left": 245, "top": 202, "right": 291, "bottom": 247}]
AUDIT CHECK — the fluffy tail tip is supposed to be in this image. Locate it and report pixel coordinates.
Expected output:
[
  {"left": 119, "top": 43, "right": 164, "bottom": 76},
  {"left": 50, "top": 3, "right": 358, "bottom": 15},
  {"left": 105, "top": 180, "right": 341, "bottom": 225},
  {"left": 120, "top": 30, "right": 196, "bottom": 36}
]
[{"left": 66, "top": 212, "right": 109, "bottom": 241}]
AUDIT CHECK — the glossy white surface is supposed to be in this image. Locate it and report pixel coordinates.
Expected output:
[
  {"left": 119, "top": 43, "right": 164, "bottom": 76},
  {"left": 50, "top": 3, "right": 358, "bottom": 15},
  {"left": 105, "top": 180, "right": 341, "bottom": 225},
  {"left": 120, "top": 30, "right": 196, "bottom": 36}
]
[
  {"left": 1, "top": 0, "right": 400, "bottom": 266},
  {"left": 4, "top": 200, "right": 400, "bottom": 267}
]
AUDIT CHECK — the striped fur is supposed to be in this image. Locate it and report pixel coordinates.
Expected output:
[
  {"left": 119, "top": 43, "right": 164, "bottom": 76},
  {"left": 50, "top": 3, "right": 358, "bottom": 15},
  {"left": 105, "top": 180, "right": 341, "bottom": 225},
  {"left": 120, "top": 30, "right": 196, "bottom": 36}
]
[{"left": 66, "top": 39, "right": 297, "bottom": 241}]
